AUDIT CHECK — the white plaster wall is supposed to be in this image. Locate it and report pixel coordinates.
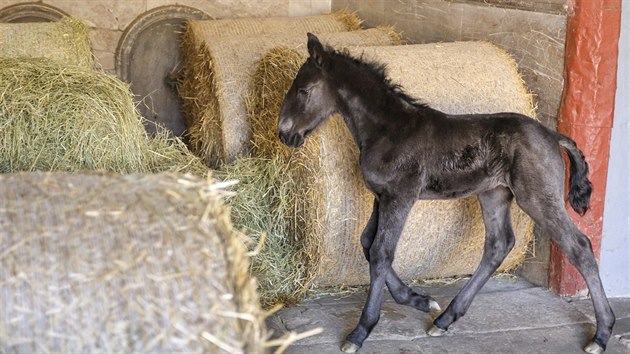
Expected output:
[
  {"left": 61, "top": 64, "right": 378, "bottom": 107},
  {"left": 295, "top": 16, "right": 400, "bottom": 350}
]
[{"left": 600, "top": 0, "right": 630, "bottom": 297}]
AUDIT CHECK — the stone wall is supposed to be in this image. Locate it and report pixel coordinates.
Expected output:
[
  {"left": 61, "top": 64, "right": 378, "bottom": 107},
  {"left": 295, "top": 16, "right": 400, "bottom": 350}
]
[
  {"left": 332, "top": 0, "right": 567, "bottom": 131},
  {"left": 0, "top": 0, "right": 332, "bottom": 73}
]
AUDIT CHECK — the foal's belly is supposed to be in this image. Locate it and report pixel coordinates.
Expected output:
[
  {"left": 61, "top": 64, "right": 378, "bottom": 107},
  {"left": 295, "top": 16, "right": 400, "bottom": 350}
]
[{"left": 419, "top": 170, "right": 505, "bottom": 200}]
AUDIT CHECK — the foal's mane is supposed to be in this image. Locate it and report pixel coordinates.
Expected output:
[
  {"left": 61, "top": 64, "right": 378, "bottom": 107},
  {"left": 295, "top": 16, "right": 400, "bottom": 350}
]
[{"left": 327, "top": 47, "right": 429, "bottom": 110}]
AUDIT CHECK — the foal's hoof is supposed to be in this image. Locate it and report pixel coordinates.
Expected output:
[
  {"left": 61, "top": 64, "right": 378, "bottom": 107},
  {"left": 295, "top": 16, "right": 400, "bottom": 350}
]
[
  {"left": 341, "top": 341, "right": 360, "bottom": 353},
  {"left": 584, "top": 341, "right": 604, "bottom": 354},
  {"left": 429, "top": 299, "right": 441, "bottom": 314},
  {"left": 427, "top": 325, "right": 446, "bottom": 337}
]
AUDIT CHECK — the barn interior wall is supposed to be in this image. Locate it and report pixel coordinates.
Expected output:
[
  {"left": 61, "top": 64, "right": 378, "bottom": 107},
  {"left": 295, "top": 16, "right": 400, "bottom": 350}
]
[
  {"left": 332, "top": 0, "right": 570, "bottom": 287},
  {"left": 0, "top": 0, "right": 332, "bottom": 74}
]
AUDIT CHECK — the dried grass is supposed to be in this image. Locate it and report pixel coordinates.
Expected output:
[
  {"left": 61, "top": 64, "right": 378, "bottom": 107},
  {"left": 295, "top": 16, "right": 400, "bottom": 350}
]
[
  {"left": 179, "top": 13, "right": 397, "bottom": 167},
  {"left": 0, "top": 172, "right": 264, "bottom": 353},
  {"left": 247, "top": 42, "right": 537, "bottom": 289},
  {"left": 0, "top": 57, "right": 207, "bottom": 177},
  {"left": 0, "top": 17, "right": 93, "bottom": 69},
  {"left": 214, "top": 157, "right": 320, "bottom": 308}
]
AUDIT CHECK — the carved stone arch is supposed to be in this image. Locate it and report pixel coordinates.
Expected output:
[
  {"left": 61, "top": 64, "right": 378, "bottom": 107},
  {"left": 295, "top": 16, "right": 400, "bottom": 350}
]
[
  {"left": 0, "top": 2, "right": 68, "bottom": 23},
  {"left": 116, "top": 5, "right": 209, "bottom": 137}
]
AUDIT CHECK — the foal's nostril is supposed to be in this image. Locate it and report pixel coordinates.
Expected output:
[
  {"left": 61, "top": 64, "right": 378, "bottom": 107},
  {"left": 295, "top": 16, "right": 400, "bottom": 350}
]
[
  {"left": 289, "top": 134, "right": 298, "bottom": 147},
  {"left": 289, "top": 134, "right": 304, "bottom": 148},
  {"left": 278, "top": 130, "right": 303, "bottom": 148},
  {"left": 279, "top": 131, "right": 291, "bottom": 146}
]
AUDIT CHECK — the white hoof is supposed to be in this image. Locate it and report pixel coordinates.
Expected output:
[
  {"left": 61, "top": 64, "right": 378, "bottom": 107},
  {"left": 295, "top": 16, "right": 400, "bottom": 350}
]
[
  {"left": 427, "top": 325, "right": 446, "bottom": 337},
  {"left": 341, "top": 341, "right": 360, "bottom": 353},
  {"left": 584, "top": 341, "right": 604, "bottom": 354},
  {"left": 429, "top": 300, "right": 441, "bottom": 314}
]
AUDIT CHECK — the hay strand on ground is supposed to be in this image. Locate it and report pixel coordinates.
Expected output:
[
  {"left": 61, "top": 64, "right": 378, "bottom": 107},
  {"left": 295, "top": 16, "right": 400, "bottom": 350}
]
[
  {"left": 0, "top": 172, "right": 265, "bottom": 353},
  {"left": 248, "top": 42, "right": 537, "bottom": 291},
  {"left": 0, "top": 17, "right": 93, "bottom": 69},
  {"left": 0, "top": 57, "right": 207, "bottom": 176}
]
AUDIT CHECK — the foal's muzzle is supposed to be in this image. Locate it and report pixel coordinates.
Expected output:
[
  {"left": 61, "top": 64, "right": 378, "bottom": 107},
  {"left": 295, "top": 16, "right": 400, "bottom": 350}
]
[{"left": 278, "top": 130, "right": 304, "bottom": 148}]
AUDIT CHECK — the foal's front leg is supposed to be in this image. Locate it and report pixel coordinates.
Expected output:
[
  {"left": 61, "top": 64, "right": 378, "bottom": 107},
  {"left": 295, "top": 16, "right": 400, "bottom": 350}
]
[
  {"left": 342, "top": 196, "right": 414, "bottom": 353},
  {"left": 360, "top": 198, "right": 379, "bottom": 262},
  {"left": 360, "top": 198, "right": 440, "bottom": 311}
]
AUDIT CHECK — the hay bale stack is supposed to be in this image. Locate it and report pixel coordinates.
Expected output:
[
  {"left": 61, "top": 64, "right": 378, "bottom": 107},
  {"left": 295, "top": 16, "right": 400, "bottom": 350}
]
[
  {"left": 0, "top": 17, "right": 93, "bottom": 68},
  {"left": 179, "top": 12, "right": 377, "bottom": 167},
  {"left": 0, "top": 57, "right": 207, "bottom": 176},
  {"left": 0, "top": 172, "right": 265, "bottom": 353},
  {"left": 248, "top": 42, "right": 537, "bottom": 288}
]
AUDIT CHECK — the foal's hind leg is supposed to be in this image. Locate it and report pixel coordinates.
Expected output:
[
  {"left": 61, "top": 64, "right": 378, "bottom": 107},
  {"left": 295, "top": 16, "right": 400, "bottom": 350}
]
[
  {"left": 519, "top": 205, "right": 615, "bottom": 353},
  {"left": 429, "top": 186, "right": 515, "bottom": 336},
  {"left": 548, "top": 221, "right": 614, "bottom": 353},
  {"left": 508, "top": 147, "right": 614, "bottom": 354}
]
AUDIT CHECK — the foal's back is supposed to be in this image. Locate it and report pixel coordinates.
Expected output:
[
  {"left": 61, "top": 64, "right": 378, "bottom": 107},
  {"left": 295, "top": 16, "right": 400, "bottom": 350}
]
[{"left": 362, "top": 109, "right": 563, "bottom": 201}]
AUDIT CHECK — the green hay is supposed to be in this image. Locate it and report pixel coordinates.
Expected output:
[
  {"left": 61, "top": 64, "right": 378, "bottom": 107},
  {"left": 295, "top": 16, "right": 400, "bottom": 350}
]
[
  {"left": 0, "top": 17, "right": 93, "bottom": 69},
  {"left": 0, "top": 57, "right": 207, "bottom": 176},
  {"left": 215, "top": 157, "right": 315, "bottom": 308}
]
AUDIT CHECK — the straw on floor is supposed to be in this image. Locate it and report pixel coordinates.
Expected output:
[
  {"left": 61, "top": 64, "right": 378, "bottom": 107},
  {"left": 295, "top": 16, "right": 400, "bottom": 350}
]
[
  {"left": 247, "top": 42, "right": 537, "bottom": 292},
  {"left": 0, "top": 17, "right": 93, "bottom": 69},
  {"left": 0, "top": 172, "right": 265, "bottom": 353},
  {"left": 0, "top": 57, "right": 207, "bottom": 176}
]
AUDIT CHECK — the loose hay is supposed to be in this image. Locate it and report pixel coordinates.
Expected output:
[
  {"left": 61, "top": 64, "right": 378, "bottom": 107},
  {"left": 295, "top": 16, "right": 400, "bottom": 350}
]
[
  {"left": 0, "top": 17, "right": 93, "bottom": 69},
  {"left": 0, "top": 172, "right": 265, "bottom": 353},
  {"left": 179, "top": 13, "right": 394, "bottom": 167},
  {"left": 0, "top": 57, "right": 207, "bottom": 176},
  {"left": 248, "top": 42, "right": 537, "bottom": 289},
  {"left": 214, "top": 157, "right": 318, "bottom": 307}
]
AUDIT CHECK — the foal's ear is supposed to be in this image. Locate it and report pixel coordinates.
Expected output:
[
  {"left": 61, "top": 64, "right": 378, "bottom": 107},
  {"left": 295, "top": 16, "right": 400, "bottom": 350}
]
[{"left": 307, "top": 32, "right": 327, "bottom": 68}]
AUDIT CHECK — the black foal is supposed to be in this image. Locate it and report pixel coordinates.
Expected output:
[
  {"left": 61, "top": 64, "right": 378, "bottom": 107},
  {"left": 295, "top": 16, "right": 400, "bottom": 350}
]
[{"left": 277, "top": 33, "right": 614, "bottom": 354}]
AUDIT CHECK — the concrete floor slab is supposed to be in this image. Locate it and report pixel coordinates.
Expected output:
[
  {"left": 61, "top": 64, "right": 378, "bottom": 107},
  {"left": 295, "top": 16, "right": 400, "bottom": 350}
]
[
  {"left": 267, "top": 277, "right": 630, "bottom": 353},
  {"left": 568, "top": 297, "right": 630, "bottom": 323},
  {"left": 281, "top": 323, "right": 629, "bottom": 354}
]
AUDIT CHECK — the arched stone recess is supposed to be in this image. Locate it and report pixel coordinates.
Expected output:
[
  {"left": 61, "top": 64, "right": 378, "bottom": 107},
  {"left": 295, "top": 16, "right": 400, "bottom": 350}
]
[
  {"left": 0, "top": 2, "right": 68, "bottom": 23},
  {"left": 116, "top": 5, "right": 209, "bottom": 137}
]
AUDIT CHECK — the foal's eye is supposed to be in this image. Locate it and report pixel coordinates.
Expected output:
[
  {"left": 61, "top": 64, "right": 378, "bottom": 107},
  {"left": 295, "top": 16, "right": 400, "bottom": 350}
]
[{"left": 298, "top": 88, "right": 309, "bottom": 96}]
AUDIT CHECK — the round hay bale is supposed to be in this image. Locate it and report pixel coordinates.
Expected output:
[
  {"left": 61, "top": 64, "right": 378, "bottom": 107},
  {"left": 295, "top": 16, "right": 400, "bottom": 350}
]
[
  {"left": 0, "top": 17, "right": 93, "bottom": 69},
  {"left": 0, "top": 172, "right": 264, "bottom": 352},
  {"left": 248, "top": 42, "right": 537, "bottom": 289},
  {"left": 0, "top": 57, "right": 207, "bottom": 176},
  {"left": 184, "top": 10, "right": 361, "bottom": 38},
  {"left": 181, "top": 27, "right": 400, "bottom": 167},
  {"left": 178, "top": 12, "right": 377, "bottom": 167}
]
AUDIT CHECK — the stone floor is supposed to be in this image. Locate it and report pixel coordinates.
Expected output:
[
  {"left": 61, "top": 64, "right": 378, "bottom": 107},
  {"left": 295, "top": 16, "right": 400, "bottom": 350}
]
[{"left": 267, "top": 277, "right": 630, "bottom": 353}]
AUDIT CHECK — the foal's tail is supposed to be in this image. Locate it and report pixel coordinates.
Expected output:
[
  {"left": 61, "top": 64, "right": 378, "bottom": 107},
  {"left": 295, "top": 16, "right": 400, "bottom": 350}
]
[{"left": 558, "top": 135, "right": 592, "bottom": 216}]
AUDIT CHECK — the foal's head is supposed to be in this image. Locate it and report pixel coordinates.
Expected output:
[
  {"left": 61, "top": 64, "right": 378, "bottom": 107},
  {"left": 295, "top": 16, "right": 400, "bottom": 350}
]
[{"left": 278, "top": 33, "right": 337, "bottom": 148}]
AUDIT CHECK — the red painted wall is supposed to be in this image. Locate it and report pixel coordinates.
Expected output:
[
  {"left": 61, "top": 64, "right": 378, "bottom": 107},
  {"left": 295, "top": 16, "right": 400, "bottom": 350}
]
[{"left": 550, "top": 0, "right": 622, "bottom": 296}]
